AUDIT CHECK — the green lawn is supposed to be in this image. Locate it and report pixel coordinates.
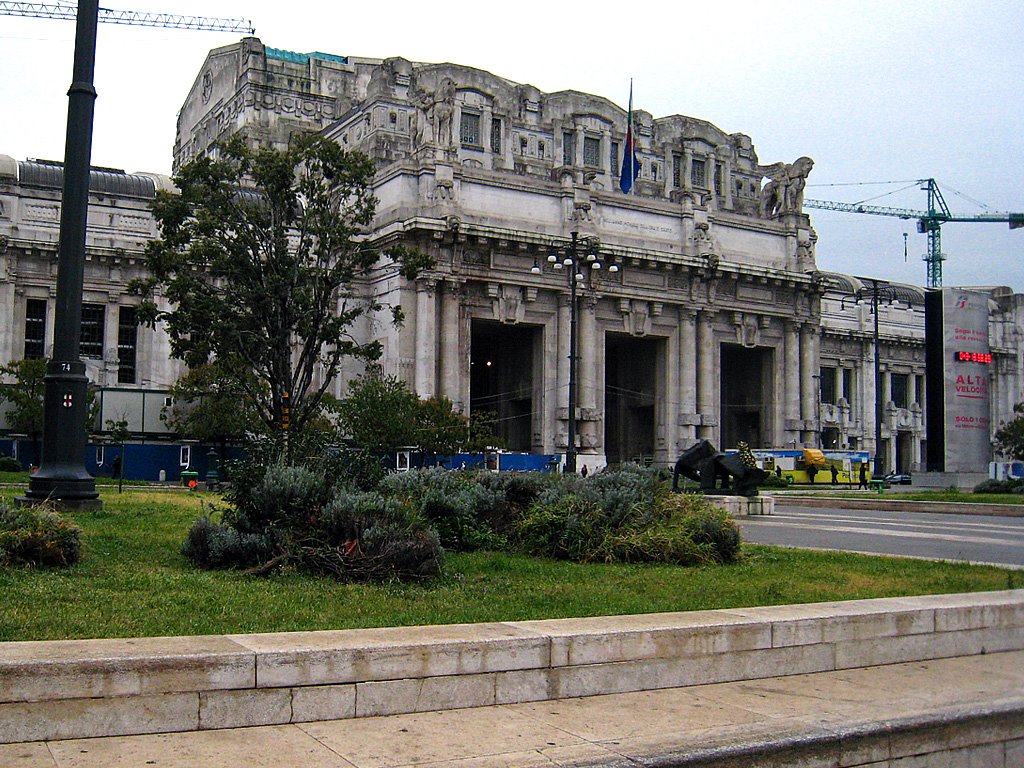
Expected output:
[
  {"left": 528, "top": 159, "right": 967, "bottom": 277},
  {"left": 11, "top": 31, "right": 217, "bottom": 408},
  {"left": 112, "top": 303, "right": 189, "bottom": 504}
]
[{"left": 0, "top": 487, "right": 1017, "bottom": 642}]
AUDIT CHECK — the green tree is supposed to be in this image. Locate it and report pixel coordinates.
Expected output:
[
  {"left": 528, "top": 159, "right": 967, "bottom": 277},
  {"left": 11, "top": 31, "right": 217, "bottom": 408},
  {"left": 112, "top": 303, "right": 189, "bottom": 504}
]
[
  {"left": 131, "top": 134, "right": 429, "bottom": 445},
  {"left": 415, "top": 396, "right": 470, "bottom": 456},
  {"left": 338, "top": 375, "right": 483, "bottom": 457},
  {"left": 337, "top": 374, "right": 419, "bottom": 452},
  {"left": 0, "top": 359, "right": 46, "bottom": 458},
  {"left": 163, "top": 363, "right": 265, "bottom": 451},
  {"left": 995, "top": 402, "right": 1024, "bottom": 460}
]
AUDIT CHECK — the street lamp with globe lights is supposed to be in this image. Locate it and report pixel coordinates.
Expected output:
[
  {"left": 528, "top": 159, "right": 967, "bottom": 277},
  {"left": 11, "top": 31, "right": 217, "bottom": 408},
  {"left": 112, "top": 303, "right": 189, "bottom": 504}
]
[{"left": 531, "top": 230, "right": 618, "bottom": 474}]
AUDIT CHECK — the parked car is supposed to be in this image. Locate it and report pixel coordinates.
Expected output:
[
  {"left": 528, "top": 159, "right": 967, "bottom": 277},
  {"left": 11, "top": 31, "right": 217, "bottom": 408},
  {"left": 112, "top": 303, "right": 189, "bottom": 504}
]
[{"left": 884, "top": 472, "right": 913, "bottom": 486}]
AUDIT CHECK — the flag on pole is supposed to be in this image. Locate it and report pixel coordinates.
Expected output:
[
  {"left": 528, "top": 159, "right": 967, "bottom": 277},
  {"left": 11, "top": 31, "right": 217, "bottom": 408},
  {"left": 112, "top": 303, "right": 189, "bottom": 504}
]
[{"left": 619, "top": 81, "right": 640, "bottom": 194}]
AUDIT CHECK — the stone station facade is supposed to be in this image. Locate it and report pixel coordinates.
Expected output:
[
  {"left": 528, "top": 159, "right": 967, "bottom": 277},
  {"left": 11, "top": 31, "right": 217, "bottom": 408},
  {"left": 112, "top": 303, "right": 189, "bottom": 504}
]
[{"left": 3, "top": 36, "right": 1024, "bottom": 473}]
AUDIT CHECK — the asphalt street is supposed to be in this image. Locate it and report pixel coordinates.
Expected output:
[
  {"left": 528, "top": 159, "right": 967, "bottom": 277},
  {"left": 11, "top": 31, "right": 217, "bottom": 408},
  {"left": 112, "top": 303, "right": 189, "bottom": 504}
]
[{"left": 737, "top": 505, "right": 1024, "bottom": 567}]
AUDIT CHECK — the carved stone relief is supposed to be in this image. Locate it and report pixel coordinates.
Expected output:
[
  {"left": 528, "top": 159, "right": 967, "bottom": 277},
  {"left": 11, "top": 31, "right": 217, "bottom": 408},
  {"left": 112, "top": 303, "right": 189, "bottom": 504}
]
[{"left": 494, "top": 284, "right": 524, "bottom": 324}]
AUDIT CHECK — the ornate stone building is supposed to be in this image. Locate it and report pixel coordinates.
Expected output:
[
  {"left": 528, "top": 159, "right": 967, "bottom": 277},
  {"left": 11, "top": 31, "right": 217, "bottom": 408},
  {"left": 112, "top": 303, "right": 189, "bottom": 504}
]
[{"left": 3, "top": 36, "right": 1023, "bottom": 475}]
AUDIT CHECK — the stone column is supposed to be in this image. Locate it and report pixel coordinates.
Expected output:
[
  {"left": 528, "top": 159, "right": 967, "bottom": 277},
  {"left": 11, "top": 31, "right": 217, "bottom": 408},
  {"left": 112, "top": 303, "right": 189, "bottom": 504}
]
[
  {"left": 697, "top": 310, "right": 717, "bottom": 442},
  {"left": 664, "top": 319, "right": 681, "bottom": 459},
  {"left": 439, "top": 281, "right": 463, "bottom": 411},
  {"left": 679, "top": 308, "right": 698, "bottom": 447},
  {"left": 578, "top": 295, "right": 599, "bottom": 458},
  {"left": 0, "top": 250, "right": 15, "bottom": 363},
  {"left": 556, "top": 295, "right": 571, "bottom": 455},
  {"left": 414, "top": 279, "right": 437, "bottom": 398},
  {"left": 721, "top": 157, "right": 733, "bottom": 209},
  {"left": 683, "top": 147, "right": 693, "bottom": 192},
  {"left": 800, "top": 324, "right": 819, "bottom": 444},
  {"left": 783, "top": 321, "right": 802, "bottom": 444}
]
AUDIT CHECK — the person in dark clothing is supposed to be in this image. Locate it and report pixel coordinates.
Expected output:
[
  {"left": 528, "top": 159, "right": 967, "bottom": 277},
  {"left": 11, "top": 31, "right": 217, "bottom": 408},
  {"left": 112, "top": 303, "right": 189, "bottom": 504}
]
[
  {"left": 111, "top": 454, "right": 122, "bottom": 479},
  {"left": 858, "top": 462, "right": 869, "bottom": 490},
  {"left": 830, "top": 464, "right": 838, "bottom": 484}
]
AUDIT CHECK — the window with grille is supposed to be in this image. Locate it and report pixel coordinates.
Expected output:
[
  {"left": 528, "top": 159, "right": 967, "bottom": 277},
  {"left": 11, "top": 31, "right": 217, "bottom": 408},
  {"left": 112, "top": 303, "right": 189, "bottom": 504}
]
[
  {"left": 651, "top": 163, "right": 658, "bottom": 182},
  {"left": 843, "top": 368, "right": 853, "bottom": 405},
  {"left": 891, "top": 373, "right": 910, "bottom": 409},
  {"left": 820, "top": 366, "right": 837, "bottom": 405},
  {"left": 117, "top": 306, "right": 138, "bottom": 384},
  {"left": 583, "top": 136, "right": 600, "bottom": 168},
  {"left": 490, "top": 118, "right": 501, "bottom": 153},
  {"left": 80, "top": 304, "right": 105, "bottom": 359},
  {"left": 691, "top": 158, "right": 706, "bottom": 188},
  {"left": 714, "top": 164, "right": 722, "bottom": 195},
  {"left": 610, "top": 142, "right": 619, "bottom": 173},
  {"left": 24, "top": 299, "right": 46, "bottom": 359},
  {"left": 672, "top": 155, "right": 682, "bottom": 188},
  {"left": 562, "top": 132, "right": 575, "bottom": 165},
  {"left": 460, "top": 112, "right": 481, "bottom": 146}
]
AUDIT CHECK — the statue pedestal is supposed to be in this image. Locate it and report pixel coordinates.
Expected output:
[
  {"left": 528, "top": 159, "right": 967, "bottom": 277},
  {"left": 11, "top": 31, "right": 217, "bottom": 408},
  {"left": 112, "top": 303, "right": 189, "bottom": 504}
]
[{"left": 705, "top": 495, "right": 774, "bottom": 516}]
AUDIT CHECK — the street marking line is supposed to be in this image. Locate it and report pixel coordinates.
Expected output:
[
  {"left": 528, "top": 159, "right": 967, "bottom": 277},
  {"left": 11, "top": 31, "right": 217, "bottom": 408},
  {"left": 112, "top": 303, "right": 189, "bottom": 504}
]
[{"left": 739, "top": 520, "right": 1016, "bottom": 548}]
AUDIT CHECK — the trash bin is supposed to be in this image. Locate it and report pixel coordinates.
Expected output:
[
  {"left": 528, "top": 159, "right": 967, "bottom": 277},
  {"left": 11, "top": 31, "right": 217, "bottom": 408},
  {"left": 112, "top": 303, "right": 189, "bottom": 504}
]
[{"left": 180, "top": 470, "right": 199, "bottom": 489}]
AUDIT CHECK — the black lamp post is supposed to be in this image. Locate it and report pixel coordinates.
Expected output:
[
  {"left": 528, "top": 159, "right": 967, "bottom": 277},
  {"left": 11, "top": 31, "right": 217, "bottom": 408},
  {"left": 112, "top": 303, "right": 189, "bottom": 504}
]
[
  {"left": 839, "top": 278, "right": 912, "bottom": 481},
  {"left": 532, "top": 231, "right": 617, "bottom": 474},
  {"left": 22, "top": 0, "right": 101, "bottom": 508}
]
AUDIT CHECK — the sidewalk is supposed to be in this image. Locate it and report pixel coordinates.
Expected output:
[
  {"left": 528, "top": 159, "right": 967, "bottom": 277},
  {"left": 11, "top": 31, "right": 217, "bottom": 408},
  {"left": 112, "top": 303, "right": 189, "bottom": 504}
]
[{"left": 4, "top": 650, "right": 1023, "bottom": 767}]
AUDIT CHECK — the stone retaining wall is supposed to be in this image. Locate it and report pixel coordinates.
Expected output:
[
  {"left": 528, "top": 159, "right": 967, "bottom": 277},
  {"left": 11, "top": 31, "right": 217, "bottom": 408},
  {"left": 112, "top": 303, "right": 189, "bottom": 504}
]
[{"left": 1, "top": 590, "right": 1022, "bottom": 744}]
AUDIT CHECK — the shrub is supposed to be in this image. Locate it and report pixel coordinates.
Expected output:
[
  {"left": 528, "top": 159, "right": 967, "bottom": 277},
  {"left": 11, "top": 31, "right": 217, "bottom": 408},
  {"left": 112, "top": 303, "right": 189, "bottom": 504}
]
[
  {"left": 181, "top": 513, "right": 273, "bottom": 569},
  {"left": 183, "top": 462, "right": 444, "bottom": 581},
  {"left": 0, "top": 456, "right": 22, "bottom": 472},
  {"left": 379, "top": 468, "right": 507, "bottom": 551},
  {"left": 0, "top": 502, "right": 82, "bottom": 567},
  {"left": 516, "top": 475, "right": 741, "bottom": 566},
  {"left": 224, "top": 460, "right": 332, "bottom": 538},
  {"left": 515, "top": 494, "right": 605, "bottom": 561},
  {"left": 973, "top": 478, "right": 1024, "bottom": 494}
]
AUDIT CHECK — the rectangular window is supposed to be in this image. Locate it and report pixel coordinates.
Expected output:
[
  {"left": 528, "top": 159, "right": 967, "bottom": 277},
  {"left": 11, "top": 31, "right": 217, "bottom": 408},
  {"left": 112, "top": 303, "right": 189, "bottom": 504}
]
[
  {"left": 691, "top": 158, "right": 706, "bottom": 188},
  {"left": 80, "top": 303, "right": 105, "bottom": 359},
  {"left": 672, "top": 155, "right": 682, "bottom": 188},
  {"left": 651, "top": 163, "right": 658, "bottom": 182},
  {"left": 843, "top": 368, "right": 853, "bottom": 405},
  {"left": 610, "top": 142, "right": 619, "bottom": 174},
  {"left": 915, "top": 374, "right": 925, "bottom": 406},
  {"left": 538, "top": 140, "right": 545, "bottom": 159},
  {"left": 460, "top": 112, "right": 481, "bottom": 146},
  {"left": 562, "top": 132, "right": 575, "bottom": 166},
  {"left": 24, "top": 299, "right": 47, "bottom": 359},
  {"left": 820, "top": 366, "right": 837, "bottom": 405},
  {"left": 891, "top": 373, "right": 910, "bottom": 409},
  {"left": 117, "top": 306, "right": 138, "bottom": 385},
  {"left": 519, "top": 135, "right": 528, "bottom": 154},
  {"left": 490, "top": 117, "right": 501, "bottom": 153},
  {"left": 714, "top": 164, "right": 722, "bottom": 195},
  {"left": 583, "top": 136, "right": 601, "bottom": 168}
]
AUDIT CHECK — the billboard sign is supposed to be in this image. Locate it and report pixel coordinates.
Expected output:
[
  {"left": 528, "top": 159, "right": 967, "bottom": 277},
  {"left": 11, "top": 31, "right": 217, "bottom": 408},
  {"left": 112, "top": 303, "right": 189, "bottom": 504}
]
[{"left": 925, "top": 289, "right": 992, "bottom": 472}]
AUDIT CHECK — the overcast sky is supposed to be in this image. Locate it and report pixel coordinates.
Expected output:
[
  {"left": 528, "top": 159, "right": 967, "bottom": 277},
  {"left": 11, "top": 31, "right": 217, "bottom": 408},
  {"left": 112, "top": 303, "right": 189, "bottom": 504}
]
[{"left": 2, "top": 0, "right": 1022, "bottom": 290}]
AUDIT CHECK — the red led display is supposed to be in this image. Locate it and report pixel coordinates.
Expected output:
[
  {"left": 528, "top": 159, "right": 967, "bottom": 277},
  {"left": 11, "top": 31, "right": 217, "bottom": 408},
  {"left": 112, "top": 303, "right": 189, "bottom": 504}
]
[{"left": 955, "top": 351, "right": 992, "bottom": 364}]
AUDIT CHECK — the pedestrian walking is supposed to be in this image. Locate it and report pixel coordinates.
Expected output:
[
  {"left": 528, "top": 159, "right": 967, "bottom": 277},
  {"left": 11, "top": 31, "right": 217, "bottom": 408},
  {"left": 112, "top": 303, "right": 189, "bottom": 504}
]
[{"left": 858, "top": 462, "right": 869, "bottom": 490}]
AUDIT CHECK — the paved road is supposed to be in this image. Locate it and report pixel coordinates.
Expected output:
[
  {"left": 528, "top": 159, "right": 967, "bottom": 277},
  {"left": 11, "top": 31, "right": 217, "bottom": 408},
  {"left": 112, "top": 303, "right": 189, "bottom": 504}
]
[{"left": 738, "top": 505, "right": 1024, "bottom": 567}]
